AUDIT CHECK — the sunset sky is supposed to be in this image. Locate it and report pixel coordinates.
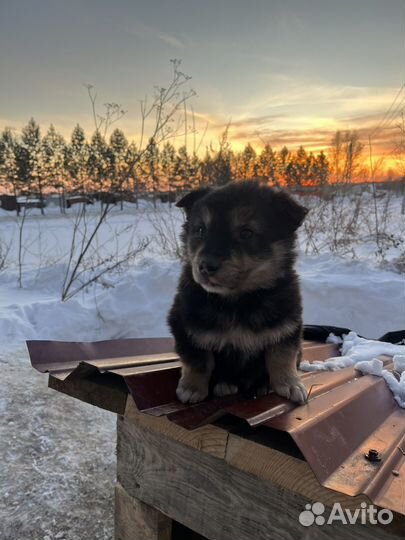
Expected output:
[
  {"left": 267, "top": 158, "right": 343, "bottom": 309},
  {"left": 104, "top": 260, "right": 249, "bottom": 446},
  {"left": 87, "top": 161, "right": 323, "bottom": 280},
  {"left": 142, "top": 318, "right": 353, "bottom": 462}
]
[{"left": 0, "top": 0, "right": 404, "bottom": 165}]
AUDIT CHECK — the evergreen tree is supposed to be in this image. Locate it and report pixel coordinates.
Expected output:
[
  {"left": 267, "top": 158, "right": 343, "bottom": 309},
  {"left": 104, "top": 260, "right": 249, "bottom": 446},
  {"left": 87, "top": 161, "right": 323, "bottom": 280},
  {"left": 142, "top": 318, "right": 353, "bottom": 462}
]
[
  {"left": 257, "top": 144, "right": 278, "bottom": 186},
  {"left": 126, "top": 142, "right": 141, "bottom": 197},
  {"left": 0, "top": 128, "right": 20, "bottom": 200},
  {"left": 189, "top": 152, "right": 201, "bottom": 189},
  {"left": 278, "top": 146, "right": 290, "bottom": 184},
  {"left": 20, "top": 118, "right": 45, "bottom": 213},
  {"left": 311, "top": 151, "right": 329, "bottom": 186},
  {"left": 172, "top": 146, "right": 190, "bottom": 192},
  {"left": 160, "top": 142, "right": 177, "bottom": 193},
  {"left": 87, "top": 130, "right": 110, "bottom": 192},
  {"left": 200, "top": 149, "right": 215, "bottom": 186},
  {"left": 109, "top": 128, "right": 129, "bottom": 191},
  {"left": 212, "top": 129, "right": 233, "bottom": 186},
  {"left": 240, "top": 143, "right": 257, "bottom": 179},
  {"left": 67, "top": 124, "right": 89, "bottom": 193},
  {"left": 296, "top": 146, "right": 310, "bottom": 186},
  {"left": 140, "top": 138, "right": 160, "bottom": 200},
  {"left": 42, "top": 124, "right": 66, "bottom": 191},
  {"left": 284, "top": 147, "right": 311, "bottom": 187}
]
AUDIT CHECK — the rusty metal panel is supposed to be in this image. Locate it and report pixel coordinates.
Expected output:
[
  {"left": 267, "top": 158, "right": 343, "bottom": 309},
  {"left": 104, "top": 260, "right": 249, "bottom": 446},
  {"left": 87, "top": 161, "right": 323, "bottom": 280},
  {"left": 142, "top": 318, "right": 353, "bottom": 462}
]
[
  {"left": 27, "top": 337, "right": 174, "bottom": 373},
  {"left": 28, "top": 336, "right": 405, "bottom": 516}
]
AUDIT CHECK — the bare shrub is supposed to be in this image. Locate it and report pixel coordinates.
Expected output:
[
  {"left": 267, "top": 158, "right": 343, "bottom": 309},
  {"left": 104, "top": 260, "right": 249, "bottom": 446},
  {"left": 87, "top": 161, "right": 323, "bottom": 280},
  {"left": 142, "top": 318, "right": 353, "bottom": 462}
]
[
  {"left": 0, "top": 236, "right": 11, "bottom": 273},
  {"left": 147, "top": 203, "right": 184, "bottom": 260},
  {"left": 298, "top": 184, "right": 403, "bottom": 268},
  {"left": 61, "top": 206, "right": 149, "bottom": 301},
  {"left": 61, "top": 60, "right": 195, "bottom": 299}
]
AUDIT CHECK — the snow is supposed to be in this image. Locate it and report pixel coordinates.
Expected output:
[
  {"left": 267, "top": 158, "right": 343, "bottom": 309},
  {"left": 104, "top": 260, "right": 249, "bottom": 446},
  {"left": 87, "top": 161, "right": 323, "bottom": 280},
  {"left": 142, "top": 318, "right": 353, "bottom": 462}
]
[
  {"left": 0, "top": 346, "right": 115, "bottom": 540},
  {"left": 0, "top": 200, "right": 404, "bottom": 539},
  {"left": 0, "top": 255, "right": 403, "bottom": 346},
  {"left": 299, "top": 255, "right": 404, "bottom": 338},
  {"left": 300, "top": 332, "right": 405, "bottom": 407},
  {"left": 0, "top": 203, "right": 403, "bottom": 344},
  {"left": 0, "top": 261, "right": 179, "bottom": 343}
]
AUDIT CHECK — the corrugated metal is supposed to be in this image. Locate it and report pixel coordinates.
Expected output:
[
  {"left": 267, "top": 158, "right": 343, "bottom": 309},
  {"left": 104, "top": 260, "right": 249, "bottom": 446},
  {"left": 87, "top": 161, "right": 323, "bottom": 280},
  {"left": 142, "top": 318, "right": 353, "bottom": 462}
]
[{"left": 28, "top": 337, "right": 405, "bottom": 516}]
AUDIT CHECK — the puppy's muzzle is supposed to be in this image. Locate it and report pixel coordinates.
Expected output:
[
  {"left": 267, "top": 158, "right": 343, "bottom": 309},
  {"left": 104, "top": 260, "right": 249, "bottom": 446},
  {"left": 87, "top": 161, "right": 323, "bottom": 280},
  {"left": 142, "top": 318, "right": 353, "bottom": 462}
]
[{"left": 198, "top": 256, "right": 221, "bottom": 278}]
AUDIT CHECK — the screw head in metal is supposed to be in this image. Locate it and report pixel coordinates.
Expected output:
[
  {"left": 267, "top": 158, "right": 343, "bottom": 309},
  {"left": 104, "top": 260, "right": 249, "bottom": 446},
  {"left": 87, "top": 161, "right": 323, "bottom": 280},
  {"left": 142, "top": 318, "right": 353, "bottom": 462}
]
[{"left": 365, "top": 448, "right": 381, "bottom": 462}]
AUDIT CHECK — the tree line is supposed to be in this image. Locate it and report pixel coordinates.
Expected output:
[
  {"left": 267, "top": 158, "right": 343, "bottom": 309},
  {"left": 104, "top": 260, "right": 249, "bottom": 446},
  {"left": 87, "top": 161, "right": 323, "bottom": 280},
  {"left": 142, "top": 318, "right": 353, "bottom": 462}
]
[{"left": 0, "top": 118, "right": 371, "bottom": 206}]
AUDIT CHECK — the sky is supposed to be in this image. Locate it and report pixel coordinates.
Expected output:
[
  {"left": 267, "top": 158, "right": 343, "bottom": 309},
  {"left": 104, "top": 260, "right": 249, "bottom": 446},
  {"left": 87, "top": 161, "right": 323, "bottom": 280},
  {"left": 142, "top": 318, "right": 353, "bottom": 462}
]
[{"left": 0, "top": 0, "right": 404, "bottom": 165}]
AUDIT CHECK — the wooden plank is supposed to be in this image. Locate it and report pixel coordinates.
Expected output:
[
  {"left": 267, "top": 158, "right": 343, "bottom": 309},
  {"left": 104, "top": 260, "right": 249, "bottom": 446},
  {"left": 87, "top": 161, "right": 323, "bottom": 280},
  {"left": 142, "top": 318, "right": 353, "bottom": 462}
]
[
  {"left": 122, "top": 401, "right": 387, "bottom": 510},
  {"left": 224, "top": 433, "right": 367, "bottom": 509},
  {"left": 124, "top": 399, "right": 229, "bottom": 459},
  {"left": 49, "top": 374, "right": 128, "bottom": 414},
  {"left": 117, "top": 417, "right": 404, "bottom": 540},
  {"left": 115, "top": 482, "right": 172, "bottom": 540}
]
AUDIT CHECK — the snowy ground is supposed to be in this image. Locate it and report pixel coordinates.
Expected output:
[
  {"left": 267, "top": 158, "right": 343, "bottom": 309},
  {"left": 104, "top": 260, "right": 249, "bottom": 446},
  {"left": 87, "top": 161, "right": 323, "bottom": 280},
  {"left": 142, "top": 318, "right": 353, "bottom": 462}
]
[
  {"left": 0, "top": 346, "right": 115, "bottom": 540},
  {"left": 0, "top": 198, "right": 404, "bottom": 539}
]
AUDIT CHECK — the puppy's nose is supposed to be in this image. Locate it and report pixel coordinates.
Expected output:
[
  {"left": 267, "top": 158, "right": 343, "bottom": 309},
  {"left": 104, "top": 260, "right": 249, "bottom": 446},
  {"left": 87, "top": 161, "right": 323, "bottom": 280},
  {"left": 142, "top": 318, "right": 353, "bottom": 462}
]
[{"left": 199, "top": 257, "right": 221, "bottom": 276}]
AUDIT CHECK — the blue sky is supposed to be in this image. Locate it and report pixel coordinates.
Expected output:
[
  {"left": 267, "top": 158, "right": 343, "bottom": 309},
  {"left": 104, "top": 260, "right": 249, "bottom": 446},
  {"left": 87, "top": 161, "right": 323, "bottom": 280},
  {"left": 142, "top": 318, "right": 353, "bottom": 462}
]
[{"left": 0, "top": 0, "right": 403, "bottom": 155}]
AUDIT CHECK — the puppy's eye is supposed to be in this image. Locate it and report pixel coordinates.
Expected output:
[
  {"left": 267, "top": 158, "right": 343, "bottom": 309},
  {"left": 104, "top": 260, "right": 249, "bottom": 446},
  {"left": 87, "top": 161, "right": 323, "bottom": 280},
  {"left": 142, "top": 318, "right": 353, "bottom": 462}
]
[
  {"left": 239, "top": 227, "right": 254, "bottom": 240},
  {"left": 193, "top": 224, "right": 206, "bottom": 237}
]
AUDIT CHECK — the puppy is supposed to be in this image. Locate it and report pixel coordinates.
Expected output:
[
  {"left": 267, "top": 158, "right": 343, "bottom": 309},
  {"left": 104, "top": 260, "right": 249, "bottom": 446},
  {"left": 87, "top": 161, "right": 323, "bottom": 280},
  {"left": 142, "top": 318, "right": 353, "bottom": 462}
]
[{"left": 167, "top": 181, "right": 308, "bottom": 405}]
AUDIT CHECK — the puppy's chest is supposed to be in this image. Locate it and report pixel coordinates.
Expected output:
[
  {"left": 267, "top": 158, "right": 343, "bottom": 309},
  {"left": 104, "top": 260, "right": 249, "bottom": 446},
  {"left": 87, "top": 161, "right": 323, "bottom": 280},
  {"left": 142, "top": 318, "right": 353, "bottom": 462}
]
[
  {"left": 183, "top": 286, "right": 297, "bottom": 354},
  {"left": 191, "top": 323, "right": 269, "bottom": 355},
  {"left": 187, "top": 309, "right": 295, "bottom": 355}
]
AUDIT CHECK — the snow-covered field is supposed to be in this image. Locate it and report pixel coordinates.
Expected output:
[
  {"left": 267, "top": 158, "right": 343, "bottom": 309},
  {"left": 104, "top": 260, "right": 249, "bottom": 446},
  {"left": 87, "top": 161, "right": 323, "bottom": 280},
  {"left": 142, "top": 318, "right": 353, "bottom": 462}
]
[{"left": 0, "top": 197, "right": 404, "bottom": 539}]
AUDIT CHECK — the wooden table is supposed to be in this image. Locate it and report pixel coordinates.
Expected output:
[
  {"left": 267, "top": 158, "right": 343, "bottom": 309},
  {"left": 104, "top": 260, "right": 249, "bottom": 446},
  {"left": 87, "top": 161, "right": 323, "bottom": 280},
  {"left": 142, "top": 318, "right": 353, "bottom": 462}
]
[
  {"left": 115, "top": 399, "right": 405, "bottom": 540},
  {"left": 29, "top": 337, "right": 405, "bottom": 540}
]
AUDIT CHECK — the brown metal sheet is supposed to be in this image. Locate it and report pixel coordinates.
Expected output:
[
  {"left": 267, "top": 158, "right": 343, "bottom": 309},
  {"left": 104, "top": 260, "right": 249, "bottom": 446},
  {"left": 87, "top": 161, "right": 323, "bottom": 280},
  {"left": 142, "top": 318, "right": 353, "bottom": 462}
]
[
  {"left": 86, "top": 352, "right": 179, "bottom": 371},
  {"left": 27, "top": 337, "right": 174, "bottom": 371},
  {"left": 162, "top": 361, "right": 393, "bottom": 430},
  {"left": 28, "top": 336, "right": 405, "bottom": 516},
  {"left": 122, "top": 341, "right": 343, "bottom": 426},
  {"left": 266, "top": 373, "right": 395, "bottom": 479},
  {"left": 263, "top": 370, "right": 405, "bottom": 516}
]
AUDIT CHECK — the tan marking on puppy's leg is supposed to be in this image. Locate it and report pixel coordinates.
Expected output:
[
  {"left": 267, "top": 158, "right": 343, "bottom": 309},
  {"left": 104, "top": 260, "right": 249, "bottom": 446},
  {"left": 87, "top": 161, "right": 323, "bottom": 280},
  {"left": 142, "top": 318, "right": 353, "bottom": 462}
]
[
  {"left": 213, "top": 382, "right": 239, "bottom": 397},
  {"left": 296, "top": 346, "right": 303, "bottom": 367},
  {"left": 265, "top": 344, "right": 307, "bottom": 404},
  {"left": 176, "top": 354, "right": 214, "bottom": 404}
]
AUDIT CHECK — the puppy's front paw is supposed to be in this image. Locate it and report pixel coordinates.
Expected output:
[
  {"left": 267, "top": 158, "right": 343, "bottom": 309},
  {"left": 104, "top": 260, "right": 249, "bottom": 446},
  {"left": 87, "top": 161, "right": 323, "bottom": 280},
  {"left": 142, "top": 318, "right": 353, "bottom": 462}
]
[
  {"left": 176, "top": 377, "right": 208, "bottom": 404},
  {"left": 213, "top": 382, "right": 239, "bottom": 397},
  {"left": 272, "top": 379, "right": 308, "bottom": 404}
]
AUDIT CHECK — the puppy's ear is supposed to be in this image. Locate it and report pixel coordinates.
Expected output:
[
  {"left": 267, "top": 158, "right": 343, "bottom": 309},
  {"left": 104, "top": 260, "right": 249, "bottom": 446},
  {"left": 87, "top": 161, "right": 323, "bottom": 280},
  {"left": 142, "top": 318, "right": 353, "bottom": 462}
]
[
  {"left": 272, "top": 190, "right": 308, "bottom": 233},
  {"left": 176, "top": 187, "right": 211, "bottom": 216}
]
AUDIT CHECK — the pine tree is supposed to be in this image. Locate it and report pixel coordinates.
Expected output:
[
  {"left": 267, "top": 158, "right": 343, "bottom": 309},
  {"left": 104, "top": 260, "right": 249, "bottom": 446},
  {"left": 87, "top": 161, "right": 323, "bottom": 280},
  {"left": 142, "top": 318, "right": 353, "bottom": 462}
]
[
  {"left": 240, "top": 143, "right": 257, "bottom": 179},
  {"left": 160, "top": 142, "right": 177, "bottom": 193},
  {"left": 189, "top": 153, "right": 201, "bottom": 189},
  {"left": 172, "top": 146, "right": 190, "bottom": 192},
  {"left": 87, "top": 130, "right": 110, "bottom": 192},
  {"left": 42, "top": 124, "right": 66, "bottom": 191},
  {"left": 20, "top": 118, "right": 45, "bottom": 213},
  {"left": 67, "top": 124, "right": 89, "bottom": 193},
  {"left": 126, "top": 142, "right": 141, "bottom": 198},
  {"left": 0, "top": 128, "right": 20, "bottom": 201},
  {"left": 278, "top": 146, "right": 290, "bottom": 184},
  {"left": 258, "top": 144, "right": 278, "bottom": 186},
  {"left": 212, "top": 129, "right": 233, "bottom": 186},
  {"left": 311, "top": 151, "right": 329, "bottom": 186},
  {"left": 200, "top": 149, "right": 215, "bottom": 185},
  {"left": 139, "top": 138, "right": 160, "bottom": 203},
  {"left": 109, "top": 128, "right": 129, "bottom": 193},
  {"left": 296, "top": 146, "right": 309, "bottom": 186}
]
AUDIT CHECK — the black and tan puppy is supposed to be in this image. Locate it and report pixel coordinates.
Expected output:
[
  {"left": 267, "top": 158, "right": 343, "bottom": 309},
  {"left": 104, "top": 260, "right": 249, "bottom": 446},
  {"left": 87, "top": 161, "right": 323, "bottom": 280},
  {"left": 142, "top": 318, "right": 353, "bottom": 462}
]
[{"left": 168, "top": 181, "right": 308, "bottom": 405}]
